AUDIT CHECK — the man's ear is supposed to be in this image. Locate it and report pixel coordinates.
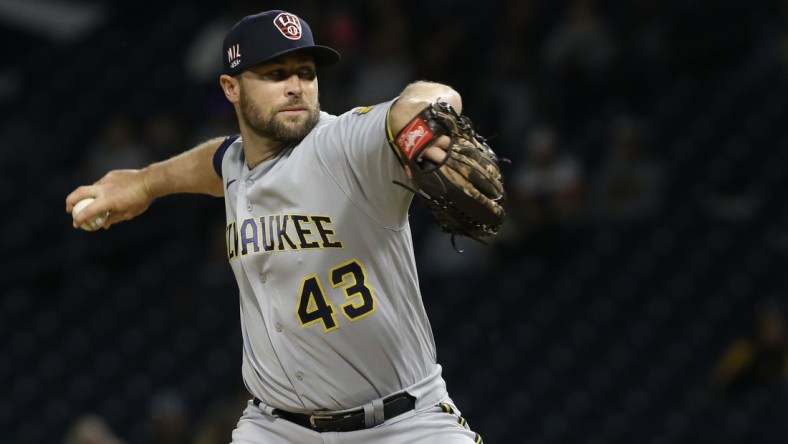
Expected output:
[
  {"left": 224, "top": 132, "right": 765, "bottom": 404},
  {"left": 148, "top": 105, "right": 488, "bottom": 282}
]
[{"left": 220, "top": 74, "right": 240, "bottom": 103}]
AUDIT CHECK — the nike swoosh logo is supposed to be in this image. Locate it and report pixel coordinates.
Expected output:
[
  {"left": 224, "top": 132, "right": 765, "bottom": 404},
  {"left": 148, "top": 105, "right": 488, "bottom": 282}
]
[{"left": 226, "top": 179, "right": 237, "bottom": 189}]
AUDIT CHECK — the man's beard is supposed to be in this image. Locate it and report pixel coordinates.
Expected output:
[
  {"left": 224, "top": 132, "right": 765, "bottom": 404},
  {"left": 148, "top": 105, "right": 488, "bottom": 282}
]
[{"left": 239, "top": 89, "right": 321, "bottom": 144}]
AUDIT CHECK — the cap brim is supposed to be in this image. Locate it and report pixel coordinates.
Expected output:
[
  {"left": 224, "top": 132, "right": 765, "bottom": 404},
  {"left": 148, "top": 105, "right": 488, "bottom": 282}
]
[
  {"left": 300, "top": 45, "right": 341, "bottom": 66},
  {"left": 239, "top": 45, "right": 341, "bottom": 73}
]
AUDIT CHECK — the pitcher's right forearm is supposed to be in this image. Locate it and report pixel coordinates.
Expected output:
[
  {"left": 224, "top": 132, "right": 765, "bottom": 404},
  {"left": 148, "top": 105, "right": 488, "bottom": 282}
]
[
  {"left": 67, "top": 136, "right": 227, "bottom": 228},
  {"left": 142, "top": 136, "right": 226, "bottom": 198}
]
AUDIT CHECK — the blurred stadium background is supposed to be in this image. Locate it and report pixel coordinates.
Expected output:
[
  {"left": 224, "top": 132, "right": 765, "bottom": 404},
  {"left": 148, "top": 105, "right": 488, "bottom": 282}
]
[{"left": 1, "top": 0, "right": 787, "bottom": 443}]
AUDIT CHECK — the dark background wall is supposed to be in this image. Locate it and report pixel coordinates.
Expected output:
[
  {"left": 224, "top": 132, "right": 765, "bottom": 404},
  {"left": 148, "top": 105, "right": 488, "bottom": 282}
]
[{"left": 1, "top": 0, "right": 787, "bottom": 443}]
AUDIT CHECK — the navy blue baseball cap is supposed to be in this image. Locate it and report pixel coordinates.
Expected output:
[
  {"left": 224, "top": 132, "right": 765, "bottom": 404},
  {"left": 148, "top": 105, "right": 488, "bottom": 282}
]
[{"left": 222, "top": 10, "right": 340, "bottom": 75}]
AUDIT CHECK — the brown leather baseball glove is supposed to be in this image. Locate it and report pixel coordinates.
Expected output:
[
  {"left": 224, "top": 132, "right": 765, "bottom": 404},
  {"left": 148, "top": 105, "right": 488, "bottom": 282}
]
[{"left": 389, "top": 101, "right": 506, "bottom": 247}]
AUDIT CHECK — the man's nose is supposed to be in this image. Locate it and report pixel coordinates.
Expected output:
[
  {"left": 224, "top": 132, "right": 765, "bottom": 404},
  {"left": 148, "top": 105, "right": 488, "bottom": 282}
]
[{"left": 285, "top": 74, "right": 302, "bottom": 96}]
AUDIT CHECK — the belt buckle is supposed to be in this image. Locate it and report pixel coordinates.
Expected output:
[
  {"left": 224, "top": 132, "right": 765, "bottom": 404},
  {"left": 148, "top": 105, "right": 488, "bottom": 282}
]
[{"left": 309, "top": 413, "right": 334, "bottom": 428}]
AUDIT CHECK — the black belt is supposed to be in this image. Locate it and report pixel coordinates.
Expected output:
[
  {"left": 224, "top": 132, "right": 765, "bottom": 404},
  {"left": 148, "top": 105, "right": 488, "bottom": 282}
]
[{"left": 253, "top": 393, "right": 416, "bottom": 433}]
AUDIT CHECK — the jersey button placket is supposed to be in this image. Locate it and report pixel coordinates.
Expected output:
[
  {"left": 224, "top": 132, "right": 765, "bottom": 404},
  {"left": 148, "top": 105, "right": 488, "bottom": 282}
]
[
  {"left": 236, "top": 180, "right": 251, "bottom": 214},
  {"left": 295, "top": 371, "right": 304, "bottom": 381},
  {"left": 245, "top": 179, "right": 254, "bottom": 212}
]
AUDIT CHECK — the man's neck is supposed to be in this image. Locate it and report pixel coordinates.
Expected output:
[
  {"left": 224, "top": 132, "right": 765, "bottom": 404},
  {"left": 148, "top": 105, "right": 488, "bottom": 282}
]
[{"left": 240, "top": 128, "right": 287, "bottom": 169}]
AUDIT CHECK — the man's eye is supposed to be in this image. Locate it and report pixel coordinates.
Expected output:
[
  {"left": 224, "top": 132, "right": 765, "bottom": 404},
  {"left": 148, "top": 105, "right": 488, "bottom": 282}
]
[{"left": 298, "top": 69, "right": 316, "bottom": 79}]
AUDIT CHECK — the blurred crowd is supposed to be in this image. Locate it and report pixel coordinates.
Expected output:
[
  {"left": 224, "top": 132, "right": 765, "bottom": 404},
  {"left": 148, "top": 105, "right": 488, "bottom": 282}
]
[{"left": 69, "top": 0, "right": 778, "bottom": 265}]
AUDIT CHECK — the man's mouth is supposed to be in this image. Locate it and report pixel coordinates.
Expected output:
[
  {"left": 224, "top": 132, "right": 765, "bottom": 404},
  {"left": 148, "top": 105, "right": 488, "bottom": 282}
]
[{"left": 280, "top": 103, "right": 307, "bottom": 113}]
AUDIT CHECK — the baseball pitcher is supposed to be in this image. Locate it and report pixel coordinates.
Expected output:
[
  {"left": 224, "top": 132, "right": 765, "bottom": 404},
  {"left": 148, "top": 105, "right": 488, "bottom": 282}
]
[{"left": 67, "top": 10, "right": 505, "bottom": 443}]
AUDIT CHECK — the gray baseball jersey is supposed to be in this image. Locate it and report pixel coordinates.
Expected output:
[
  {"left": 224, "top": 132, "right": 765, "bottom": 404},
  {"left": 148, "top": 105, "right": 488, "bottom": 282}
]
[{"left": 214, "top": 101, "right": 447, "bottom": 414}]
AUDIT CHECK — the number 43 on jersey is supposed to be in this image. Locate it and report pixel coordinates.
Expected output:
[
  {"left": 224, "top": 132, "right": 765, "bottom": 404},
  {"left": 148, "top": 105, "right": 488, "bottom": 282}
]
[{"left": 296, "top": 259, "right": 376, "bottom": 332}]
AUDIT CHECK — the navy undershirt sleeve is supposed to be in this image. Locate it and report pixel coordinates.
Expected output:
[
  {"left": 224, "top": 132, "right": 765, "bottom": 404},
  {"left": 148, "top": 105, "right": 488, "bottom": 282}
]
[{"left": 212, "top": 134, "right": 241, "bottom": 178}]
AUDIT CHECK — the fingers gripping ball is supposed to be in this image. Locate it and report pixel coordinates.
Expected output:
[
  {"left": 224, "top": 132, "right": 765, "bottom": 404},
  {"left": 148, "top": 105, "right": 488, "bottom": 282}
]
[{"left": 72, "top": 198, "right": 109, "bottom": 231}]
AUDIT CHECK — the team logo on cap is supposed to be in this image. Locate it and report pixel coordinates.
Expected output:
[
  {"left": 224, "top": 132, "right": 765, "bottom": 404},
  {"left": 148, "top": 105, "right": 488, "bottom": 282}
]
[{"left": 273, "top": 12, "right": 302, "bottom": 40}]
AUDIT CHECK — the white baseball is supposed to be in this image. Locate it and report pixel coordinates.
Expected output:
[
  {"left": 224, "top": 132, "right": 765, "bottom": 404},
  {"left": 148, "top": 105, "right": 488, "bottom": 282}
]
[{"left": 72, "top": 198, "right": 109, "bottom": 231}]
